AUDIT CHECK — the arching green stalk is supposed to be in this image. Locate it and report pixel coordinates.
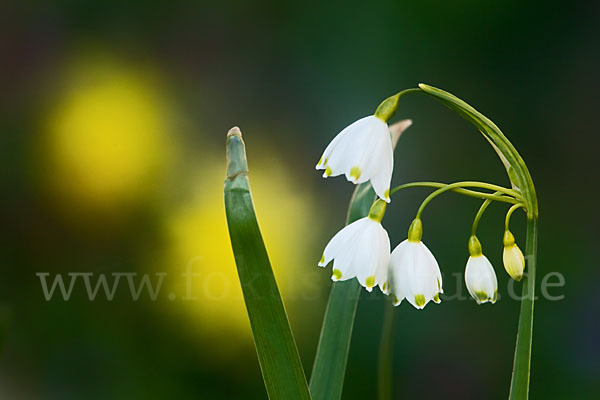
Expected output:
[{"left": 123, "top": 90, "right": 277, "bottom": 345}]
[
  {"left": 415, "top": 181, "right": 520, "bottom": 219},
  {"left": 418, "top": 84, "right": 537, "bottom": 219},
  {"left": 418, "top": 84, "right": 538, "bottom": 400},
  {"left": 505, "top": 203, "right": 524, "bottom": 230},
  {"left": 389, "top": 181, "right": 520, "bottom": 204},
  {"left": 471, "top": 192, "right": 500, "bottom": 236}
]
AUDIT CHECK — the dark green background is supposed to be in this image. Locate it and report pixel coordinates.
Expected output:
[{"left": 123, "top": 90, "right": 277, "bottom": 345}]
[{"left": 1, "top": 1, "right": 597, "bottom": 398}]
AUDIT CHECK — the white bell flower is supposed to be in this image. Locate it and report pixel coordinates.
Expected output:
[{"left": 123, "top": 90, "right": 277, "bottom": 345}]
[
  {"left": 464, "top": 236, "right": 498, "bottom": 304},
  {"left": 318, "top": 200, "right": 390, "bottom": 291},
  {"left": 316, "top": 115, "right": 394, "bottom": 202},
  {"left": 387, "top": 218, "right": 443, "bottom": 309},
  {"left": 503, "top": 230, "right": 525, "bottom": 281}
]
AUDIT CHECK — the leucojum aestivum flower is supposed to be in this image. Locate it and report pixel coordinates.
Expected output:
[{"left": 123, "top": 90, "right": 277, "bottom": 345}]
[
  {"left": 314, "top": 84, "right": 538, "bottom": 399},
  {"left": 224, "top": 83, "right": 538, "bottom": 400}
]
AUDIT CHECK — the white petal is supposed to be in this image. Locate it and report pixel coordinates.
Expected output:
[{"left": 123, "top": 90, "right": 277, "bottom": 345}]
[
  {"left": 316, "top": 117, "right": 371, "bottom": 169},
  {"left": 319, "top": 218, "right": 366, "bottom": 267},
  {"left": 367, "top": 130, "right": 394, "bottom": 202},
  {"left": 321, "top": 116, "right": 374, "bottom": 176},
  {"left": 465, "top": 255, "right": 497, "bottom": 304},
  {"left": 354, "top": 222, "right": 390, "bottom": 291}
]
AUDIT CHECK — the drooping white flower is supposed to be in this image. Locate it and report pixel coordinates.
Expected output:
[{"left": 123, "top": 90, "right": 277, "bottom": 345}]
[
  {"left": 316, "top": 115, "right": 393, "bottom": 202},
  {"left": 318, "top": 200, "right": 390, "bottom": 291},
  {"left": 387, "top": 218, "right": 443, "bottom": 309},
  {"left": 464, "top": 236, "right": 498, "bottom": 304},
  {"left": 503, "top": 230, "right": 525, "bottom": 281}
]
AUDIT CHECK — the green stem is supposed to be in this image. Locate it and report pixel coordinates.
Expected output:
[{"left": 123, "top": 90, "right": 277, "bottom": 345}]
[
  {"left": 505, "top": 203, "right": 523, "bottom": 230},
  {"left": 389, "top": 182, "right": 520, "bottom": 204},
  {"left": 415, "top": 181, "right": 521, "bottom": 219},
  {"left": 471, "top": 195, "right": 497, "bottom": 236},
  {"left": 375, "top": 88, "right": 422, "bottom": 121},
  {"left": 509, "top": 218, "right": 538, "bottom": 400},
  {"left": 377, "top": 299, "right": 395, "bottom": 400}
]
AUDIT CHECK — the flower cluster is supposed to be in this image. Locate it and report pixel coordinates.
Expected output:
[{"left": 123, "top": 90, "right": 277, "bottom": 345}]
[{"left": 316, "top": 100, "right": 526, "bottom": 309}]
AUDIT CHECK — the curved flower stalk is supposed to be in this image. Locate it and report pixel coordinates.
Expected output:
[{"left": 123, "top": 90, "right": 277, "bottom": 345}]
[{"left": 417, "top": 85, "right": 538, "bottom": 399}]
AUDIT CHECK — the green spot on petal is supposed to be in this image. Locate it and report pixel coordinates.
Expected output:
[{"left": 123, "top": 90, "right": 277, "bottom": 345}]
[
  {"left": 319, "top": 254, "right": 325, "bottom": 264},
  {"left": 474, "top": 291, "right": 489, "bottom": 302},
  {"left": 392, "top": 295, "right": 400, "bottom": 305},
  {"left": 350, "top": 166, "right": 361, "bottom": 181},
  {"left": 433, "top": 293, "right": 440, "bottom": 303},
  {"left": 492, "top": 290, "right": 498, "bottom": 303},
  {"left": 332, "top": 269, "right": 342, "bottom": 280},
  {"left": 365, "top": 275, "right": 375, "bottom": 288},
  {"left": 415, "top": 294, "right": 426, "bottom": 307},
  {"left": 384, "top": 188, "right": 390, "bottom": 199},
  {"left": 325, "top": 166, "right": 332, "bottom": 176}
]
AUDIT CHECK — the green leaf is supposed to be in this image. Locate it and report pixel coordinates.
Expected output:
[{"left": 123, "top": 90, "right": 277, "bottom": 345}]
[
  {"left": 377, "top": 300, "right": 395, "bottom": 400},
  {"left": 309, "top": 120, "right": 412, "bottom": 400},
  {"left": 224, "top": 127, "right": 311, "bottom": 400}
]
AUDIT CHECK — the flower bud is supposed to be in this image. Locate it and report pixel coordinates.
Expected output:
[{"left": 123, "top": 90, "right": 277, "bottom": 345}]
[{"left": 502, "top": 230, "right": 525, "bottom": 281}]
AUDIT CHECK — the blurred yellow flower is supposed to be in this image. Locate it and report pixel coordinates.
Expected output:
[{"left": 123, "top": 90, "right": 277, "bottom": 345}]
[{"left": 39, "top": 56, "right": 174, "bottom": 215}]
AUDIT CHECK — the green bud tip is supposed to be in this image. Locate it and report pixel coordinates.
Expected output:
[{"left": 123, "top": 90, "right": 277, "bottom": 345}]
[
  {"left": 408, "top": 218, "right": 423, "bottom": 242},
  {"left": 503, "top": 230, "right": 515, "bottom": 247},
  {"left": 374, "top": 93, "right": 400, "bottom": 122},
  {"left": 368, "top": 199, "right": 387, "bottom": 223},
  {"left": 468, "top": 235, "right": 483, "bottom": 257}
]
